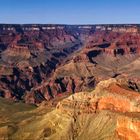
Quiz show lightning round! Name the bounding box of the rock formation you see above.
[0,79,139,140]
[0,24,140,104]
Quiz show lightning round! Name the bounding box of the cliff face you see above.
[116,116,140,140]
[0,24,140,104]
[57,79,140,114]
[0,79,139,140]
[55,78,140,140]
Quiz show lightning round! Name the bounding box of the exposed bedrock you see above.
[0,24,140,104]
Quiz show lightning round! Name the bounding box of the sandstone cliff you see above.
[0,79,139,140]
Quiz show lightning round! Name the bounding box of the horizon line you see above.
[0,23,140,25]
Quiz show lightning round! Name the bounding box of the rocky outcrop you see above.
[56,79,140,114]
[0,79,140,140]
[55,79,140,140]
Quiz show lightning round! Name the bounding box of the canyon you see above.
[0,24,140,104]
[0,24,140,139]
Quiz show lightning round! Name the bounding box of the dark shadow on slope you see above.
[87,50,102,64]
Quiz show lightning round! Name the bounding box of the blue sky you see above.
[0,0,140,24]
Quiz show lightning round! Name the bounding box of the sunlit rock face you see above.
[116,116,140,140]
[0,78,139,140]
[57,79,140,114]
[0,24,140,104]
[55,79,140,140]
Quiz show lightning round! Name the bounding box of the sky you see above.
[0,0,140,24]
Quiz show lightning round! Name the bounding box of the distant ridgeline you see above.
[0,24,140,33]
